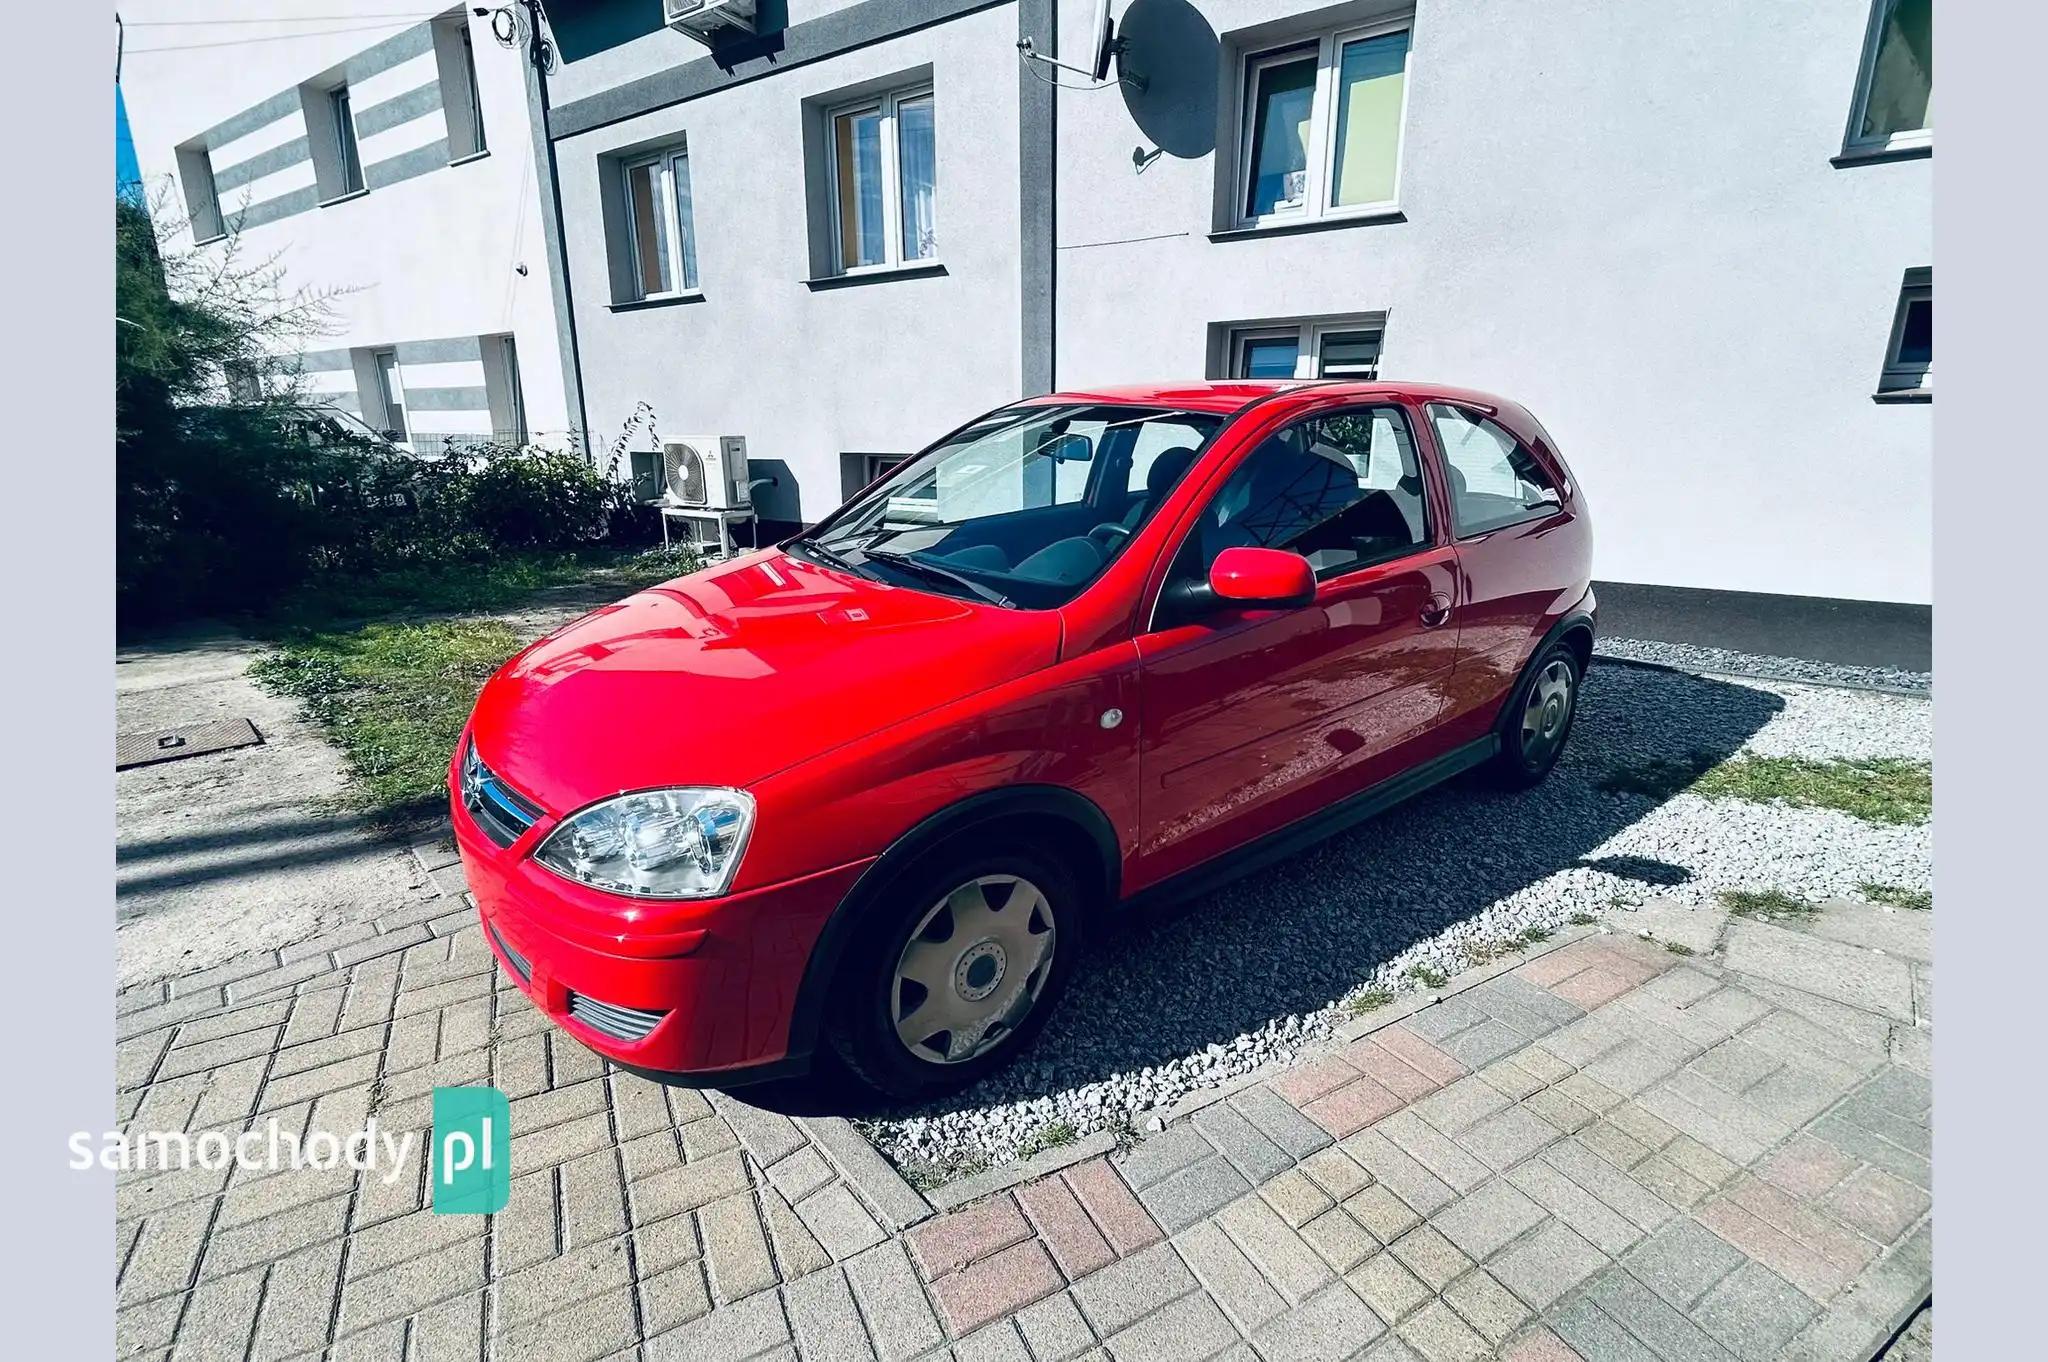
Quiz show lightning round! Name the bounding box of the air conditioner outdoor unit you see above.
[662,0,758,48]
[663,437,751,511]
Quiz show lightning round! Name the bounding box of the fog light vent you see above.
[567,992,666,1042]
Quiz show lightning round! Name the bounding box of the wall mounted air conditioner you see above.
[662,0,759,49]
[663,437,751,511]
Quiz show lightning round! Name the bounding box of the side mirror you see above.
[1211,546,1317,608]
[1159,546,1317,623]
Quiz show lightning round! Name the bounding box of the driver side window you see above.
[1182,406,1430,582]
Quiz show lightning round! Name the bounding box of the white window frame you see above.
[826,84,936,276]
[1234,14,1413,231]
[1842,0,1933,158]
[621,144,700,301]
[1878,268,1932,395]
[1229,316,1387,381]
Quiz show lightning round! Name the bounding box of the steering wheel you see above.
[1088,521,1133,552]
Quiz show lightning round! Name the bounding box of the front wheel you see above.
[828,845,1082,1101]
[1486,640,1581,789]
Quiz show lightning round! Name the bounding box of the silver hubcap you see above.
[892,875,1056,1065]
[1520,660,1575,765]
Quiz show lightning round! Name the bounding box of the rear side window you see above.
[1185,406,1429,581]
[1425,404,1562,537]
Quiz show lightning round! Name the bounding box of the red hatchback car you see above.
[454,382,1594,1098]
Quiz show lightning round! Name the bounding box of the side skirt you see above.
[1126,734,1500,912]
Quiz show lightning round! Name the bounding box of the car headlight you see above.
[534,788,754,899]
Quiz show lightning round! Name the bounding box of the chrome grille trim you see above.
[566,992,667,1042]
[487,923,531,982]
[462,744,544,848]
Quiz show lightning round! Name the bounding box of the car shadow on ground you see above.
[735,663,1783,1122]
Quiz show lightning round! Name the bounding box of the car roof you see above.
[1027,380,1517,416]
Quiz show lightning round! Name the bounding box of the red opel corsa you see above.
[454,382,1594,1099]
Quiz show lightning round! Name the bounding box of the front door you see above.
[1131,404,1461,889]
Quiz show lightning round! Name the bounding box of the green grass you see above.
[263,546,701,633]
[251,618,524,827]
[1717,887,1819,922]
[1345,987,1396,1016]
[249,546,704,827]
[1014,1121,1079,1161]
[1694,756,1931,826]
[1407,963,1450,990]
[1663,941,1696,956]
[1568,911,1599,926]
[1604,751,1931,827]
[1860,882,1933,911]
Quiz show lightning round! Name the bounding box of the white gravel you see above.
[859,649,1933,1179]
[1595,637,1930,694]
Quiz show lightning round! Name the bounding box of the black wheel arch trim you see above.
[780,784,1121,1063]
[1494,605,1598,742]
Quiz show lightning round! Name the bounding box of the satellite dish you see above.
[1088,0,1116,81]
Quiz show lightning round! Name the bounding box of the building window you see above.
[330,86,365,196]
[1845,0,1932,157]
[1878,268,1932,397]
[622,145,700,299]
[371,348,408,441]
[1225,316,1385,381]
[1235,15,1411,228]
[828,86,936,273]
[176,143,225,241]
[435,16,489,160]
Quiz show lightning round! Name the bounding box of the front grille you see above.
[567,992,667,1043]
[462,745,544,848]
[487,923,531,982]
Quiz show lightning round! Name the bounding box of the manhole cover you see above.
[116,718,264,769]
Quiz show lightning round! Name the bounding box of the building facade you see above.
[537,0,1932,612]
[121,1,577,454]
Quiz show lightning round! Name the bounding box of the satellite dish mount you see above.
[1017,0,1147,92]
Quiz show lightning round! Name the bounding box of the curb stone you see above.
[924,1131,1119,1212]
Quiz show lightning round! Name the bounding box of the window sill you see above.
[1872,387,1932,404]
[318,188,370,208]
[192,232,228,247]
[1209,209,1406,243]
[446,149,491,168]
[609,291,706,312]
[804,261,948,291]
[1830,142,1931,168]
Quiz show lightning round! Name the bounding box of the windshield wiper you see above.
[788,535,866,575]
[865,549,1017,608]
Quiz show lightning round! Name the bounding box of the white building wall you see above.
[550,3,1026,527]
[1052,0,1931,603]
[538,0,1930,605]
[120,1,573,451]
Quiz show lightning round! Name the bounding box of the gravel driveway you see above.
[858,652,1933,1179]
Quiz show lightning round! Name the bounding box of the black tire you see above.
[1485,638,1582,789]
[827,842,1085,1101]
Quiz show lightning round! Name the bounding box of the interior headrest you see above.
[1146,447,1198,498]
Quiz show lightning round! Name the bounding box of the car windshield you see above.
[796,403,1222,609]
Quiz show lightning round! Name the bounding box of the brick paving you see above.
[115,846,1932,1361]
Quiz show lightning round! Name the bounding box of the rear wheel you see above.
[829,844,1082,1101]
[1486,639,1581,788]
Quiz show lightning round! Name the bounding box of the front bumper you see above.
[452,784,870,1080]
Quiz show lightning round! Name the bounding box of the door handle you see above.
[1419,595,1453,628]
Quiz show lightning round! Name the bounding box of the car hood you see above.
[469,548,1063,811]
